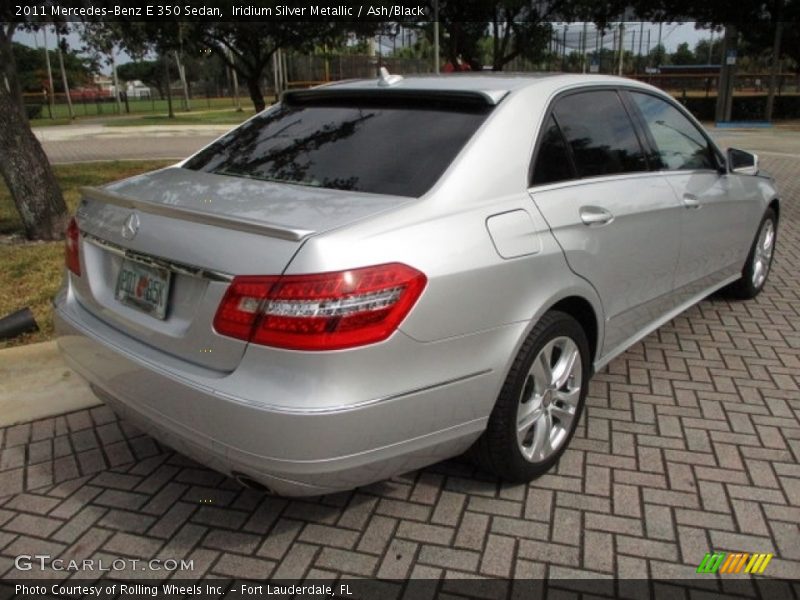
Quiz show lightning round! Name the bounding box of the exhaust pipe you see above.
[233,473,271,494]
[0,308,39,341]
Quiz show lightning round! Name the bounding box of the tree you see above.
[670,42,695,65]
[0,19,68,241]
[186,22,371,112]
[648,43,668,67]
[431,0,557,71]
[693,37,724,64]
[12,42,92,93]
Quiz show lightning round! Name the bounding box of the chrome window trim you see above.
[83,233,234,283]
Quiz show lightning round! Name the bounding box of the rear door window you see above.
[183,97,492,198]
[629,92,717,171]
[552,90,648,178]
[531,115,575,186]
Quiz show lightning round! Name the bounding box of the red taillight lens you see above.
[65,217,81,276]
[213,276,278,340]
[213,263,427,351]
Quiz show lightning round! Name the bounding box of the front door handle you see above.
[579,206,614,226]
[683,194,701,209]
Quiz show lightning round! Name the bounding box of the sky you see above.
[15,22,710,74]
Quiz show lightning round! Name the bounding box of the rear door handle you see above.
[682,194,701,209]
[579,206,614,226]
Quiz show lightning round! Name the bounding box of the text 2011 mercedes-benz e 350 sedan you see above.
[56,73,779,496]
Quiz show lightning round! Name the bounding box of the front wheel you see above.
[470,310,590,482]
[725,208,777,299]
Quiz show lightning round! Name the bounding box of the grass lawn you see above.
[28,96,270,128]
[0,160,173,349]
[103,108,257,127]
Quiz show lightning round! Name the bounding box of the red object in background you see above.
[443,60,472,73]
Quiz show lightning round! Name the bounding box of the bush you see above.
[677,95,800,121]
[25,105,43,120]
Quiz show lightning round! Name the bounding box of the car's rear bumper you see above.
[54,287,519,496]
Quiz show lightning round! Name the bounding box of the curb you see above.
[0,340,101,428]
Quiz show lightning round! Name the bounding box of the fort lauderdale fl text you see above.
[16,583,354,597]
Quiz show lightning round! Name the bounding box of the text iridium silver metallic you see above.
[55,73,779,496]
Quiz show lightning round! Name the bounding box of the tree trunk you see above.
[765,17,783,122]
[163,58,174,119]
[0,25,68,241]
[245,75,266,112]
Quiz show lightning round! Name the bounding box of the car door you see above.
[625,90,757,296]
[529,88,684,356]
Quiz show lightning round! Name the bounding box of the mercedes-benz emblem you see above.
[121,213,140,240]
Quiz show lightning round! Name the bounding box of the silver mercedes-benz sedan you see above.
[55,73,779,496]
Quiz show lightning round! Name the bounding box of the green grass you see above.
[103,108,257,127]
[27,96,259,127]
[0,160,173,348]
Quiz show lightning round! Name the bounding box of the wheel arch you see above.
[547,295,601,373]
[768,197,780,225]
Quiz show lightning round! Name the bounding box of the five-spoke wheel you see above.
[471,311,590,482]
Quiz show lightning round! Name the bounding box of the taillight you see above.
[65,217,81,276]
[213,263,426,351]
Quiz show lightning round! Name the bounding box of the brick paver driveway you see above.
[1,154,798,593]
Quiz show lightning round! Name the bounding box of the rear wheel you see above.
[725,208,777,299]
[471,311,590,482]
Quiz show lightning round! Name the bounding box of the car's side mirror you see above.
[727,148,759,176]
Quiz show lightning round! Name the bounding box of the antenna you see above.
[378,67,403,87]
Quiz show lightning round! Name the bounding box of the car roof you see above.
[319,73,659,105]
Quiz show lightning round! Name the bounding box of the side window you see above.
[630,92,716,171]
[552,90,647,178]
[531,115,575,185]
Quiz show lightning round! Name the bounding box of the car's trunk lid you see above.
[71,167,412,371]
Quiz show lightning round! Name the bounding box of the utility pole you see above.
[618,23,625,76]
[582,21,588,73]
[433,0,440,74]
[55,31,74,120]
[174,51,191,111]
[42,27,55,119]
[708,31,715,64]
[716,24,738,123]
[111,48,122,115]
[175,23,191,112]
[638,22,644,73]
[765,16,784,121]
[657,22,663,66]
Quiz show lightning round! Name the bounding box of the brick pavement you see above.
[0,155,798,592]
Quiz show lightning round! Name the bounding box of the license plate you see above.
[115,258,172,319]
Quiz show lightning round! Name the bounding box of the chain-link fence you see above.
[21,51,800,123]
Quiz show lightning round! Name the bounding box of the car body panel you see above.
[55,73,779,495]
[529,172,683,355]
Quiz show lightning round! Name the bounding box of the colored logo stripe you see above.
[696,552,773,575]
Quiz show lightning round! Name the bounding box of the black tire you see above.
[470,310,590,482]
[724,208,778,300]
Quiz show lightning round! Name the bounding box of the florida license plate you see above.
[114,258,171,319]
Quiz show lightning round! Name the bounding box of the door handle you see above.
[579,206,614,226]
[682,194,701,209]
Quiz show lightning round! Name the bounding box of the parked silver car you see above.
[55,73,779,496]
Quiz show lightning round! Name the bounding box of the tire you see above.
[724,208,778,300]
[471,310,590,482]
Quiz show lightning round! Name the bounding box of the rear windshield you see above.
[183,97,491,197]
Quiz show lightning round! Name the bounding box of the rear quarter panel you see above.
[285,85,605,352]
